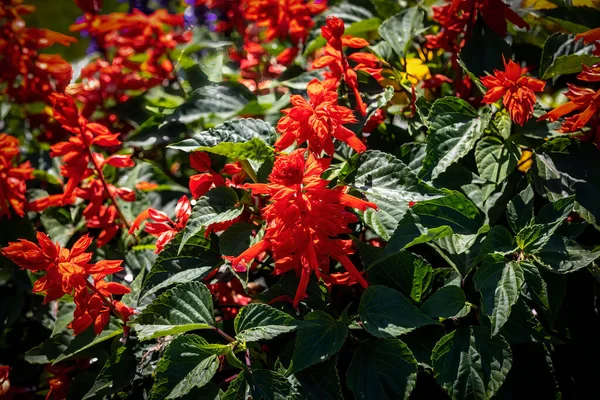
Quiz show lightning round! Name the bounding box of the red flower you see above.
[539,84,600,133]
[480,58,545,126]
[576,28,600,56]
[48,94,122,200]
[243,0,327,46]
[0,134,33,219]
[189,152,226,198]
[129,195,192,253]
[312,16,382,116]
[1,232,131,335]
[207,280,251,320]
[232,149,377,307]
[0,1,76,103]
[276,79,365,156]
[425,0,528,54]
[0,365,9,397]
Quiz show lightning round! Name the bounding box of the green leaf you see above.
[421,98,492,180]
[496,300,560,345]
[521,263,565,326]
[506,185,535,234]
[53,322,123,364]
[368,250,433,302]
[475,136,520,184]
[516,196,575,254]
[378,7,426,59]
[142,232,221,299]
[295,358,342,400]
[82,339,136,399]
[219,223,257,257]
[477,226,516,263]
[257,272,329,311]
[459,20,512,80]
[431,326,512,400]
[169,118,276,151]
[420,286,467,319]
[132,282,215,340]
[169,83,257,124]
[358,286,439,338]
[350,150,441,240]
[539,33,600,79]
[289,311,348,373]
[535,236,600,273]
[474,255,524,336]
[179,187,243,251]
[382,191,484,259]
[150,335,228,400]
[250,370,296,400]
[234,303,299,342]
[222,372,250,400]
[535,142,600,227]
[346,339,417,399]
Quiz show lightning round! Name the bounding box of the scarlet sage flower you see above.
[480,59,545,126]
[312,16,382,116]
[0,366,9,397]
[539,84,600,133]
[0,1,76,103]
[276,79,365,156]
[1,232,132,335]
[48,93,122,200]
[207,280,251,320]
[232,149,377,307]
[576,28,600,56]
[425,0,528,54]
[243,0,327,46]
[189,152,226,198]
[129,195,192,253]
[0,134,33,219]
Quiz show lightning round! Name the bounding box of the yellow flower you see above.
[517,149,533,173]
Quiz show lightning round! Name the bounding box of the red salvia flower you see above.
[276,79,365,155]
[189,152,226,198]
[243,0,327,46]
[0,134,33,219]
[539,84,600,133]
[425,0,529,54]
[129,195,192,253]
[0,365,9,397]
[207,280,251,320]
[480,58,545,126]
[0,1,76,103]
[576,28,600,56]
[232,149,377,307]
[312,16,382,116]
[1,232,132,335]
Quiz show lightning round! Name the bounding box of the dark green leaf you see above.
[250,370,296,400]
[421,98,492,180]
[179,187,243,251]
[368,250,433,302]
[378,7,426,59]
[506,185,535,234]
[150,335,228,400]
[295,358,342,400]
[83,339,137,399]
[474,255,524,336]
[358,286,439,338]
[132,282,215,340]
[346,339,417,399]
[234,303,299,342]
[142,232,221,299]
[289,311,348,373]
[420,286,467,319]
[475,136,520,184]
[54,321,123,364]
[219,223,257,257]
[535,235,600,273]
[540,33,600,79]
[431,326,512,400]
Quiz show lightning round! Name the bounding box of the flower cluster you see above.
[68,3,191,116]
[539,28,600,144]
[0,0,76,104]
[0,134,33,219]
[313,16,382,116]
[276,79,365,155]
[29,94,136,246]
[233,149,376,307]
[1,233,133,335]
[480,58,546,125]
[425,0,529,55]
